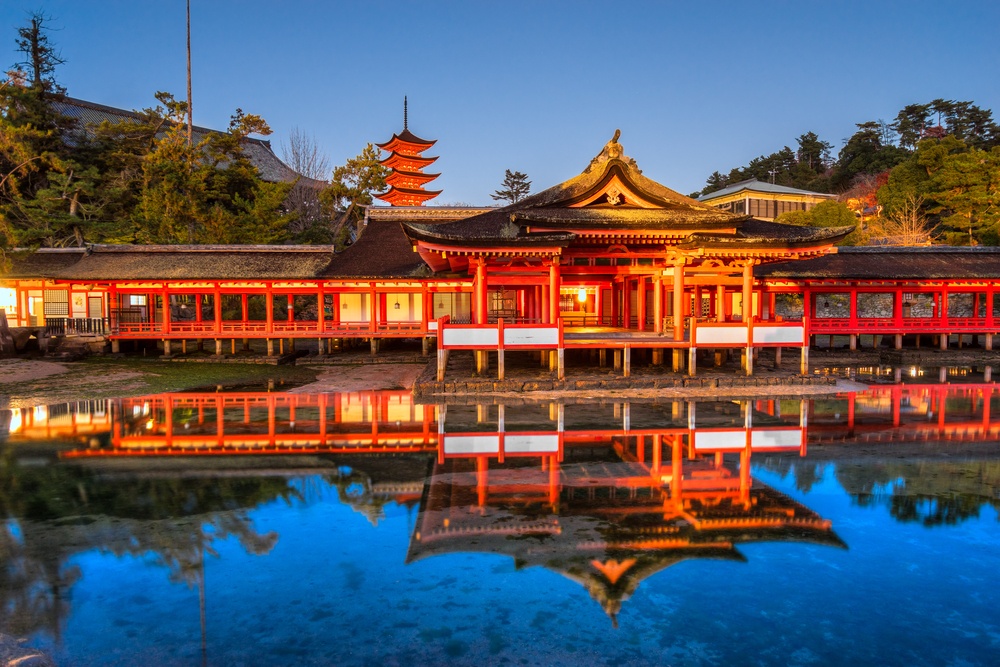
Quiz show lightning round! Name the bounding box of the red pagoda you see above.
[375,97,441,206]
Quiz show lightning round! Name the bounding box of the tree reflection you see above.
[758,456,1000,527]
[0,450,299,639]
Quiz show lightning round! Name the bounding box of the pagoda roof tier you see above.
[385,169,441,187]
[376,185,443,207]
[401,131,842,255]
[376,128,437,154]
[381,151,439,171]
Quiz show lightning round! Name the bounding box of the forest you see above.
[694,100,1000,246]
[0,15,385,254]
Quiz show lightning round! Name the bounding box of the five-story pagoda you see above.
[376,97,441,206]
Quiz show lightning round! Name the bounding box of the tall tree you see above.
[319,144,389,245]
[491,169,531,204]
[281,128,329,243]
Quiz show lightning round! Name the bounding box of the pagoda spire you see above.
[376,99,441,207]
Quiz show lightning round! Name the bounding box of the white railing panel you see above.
[695,326,749,346]
[504,434,560,453]
[444,435,500,455]
[692,429,746,451]
[753,325,804,345]
[504,327,559,347]
[751,429,803,450]
[442,328,499,347]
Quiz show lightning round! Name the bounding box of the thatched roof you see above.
[2,248,87,279]
[56,245,336,281]
[322,220,431,278]
[756,246,1000,280]
[52,97,327,188]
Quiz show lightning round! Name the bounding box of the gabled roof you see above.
[402,132,846,253]
[698,178,836,201]
[51,97,327,188]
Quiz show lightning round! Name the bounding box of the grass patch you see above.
[2,357,320,406]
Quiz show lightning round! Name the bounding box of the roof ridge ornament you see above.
[586,129,640,174]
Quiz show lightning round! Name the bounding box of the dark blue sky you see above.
[3,1,998,203]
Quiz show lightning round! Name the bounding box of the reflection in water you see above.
[1,380,999,661]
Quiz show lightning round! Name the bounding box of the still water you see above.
[2,377,999,666]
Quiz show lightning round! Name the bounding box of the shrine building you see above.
[3,129,1000,377]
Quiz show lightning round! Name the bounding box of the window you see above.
[43,290,69,316]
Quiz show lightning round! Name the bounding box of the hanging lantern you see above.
[577,287,587,303]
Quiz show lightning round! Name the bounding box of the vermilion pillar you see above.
[672,262,685,340]
[549,259,560,324]
[474,259,488,324]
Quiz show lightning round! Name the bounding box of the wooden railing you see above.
[45,317,109,336]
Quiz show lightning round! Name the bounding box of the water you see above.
[1,378,999,666]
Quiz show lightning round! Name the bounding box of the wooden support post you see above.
[214,339,223,357]
[714,350,724,366]
[940,333,949,350]
[279,338,285,355]
[599,349,606,367]
[849,334,857,350]
[895,334,902,349]
[497,348,505,380]
[672,349,683,373]
[800,346,809,375]
[317,337,325,357]
[557,348,565,381]
[939,366,948,383]
[422,336,430,356]
[614,349,622,371]
[623,346,631,378]
[243,338,250,351]
[547,350,556,372]
[111,339,120,354]
[987,333,993,351]
[985,366,993,382]
[437,348,448,381]
[688,346,697,376]
[774,347,782,368]
[371,338,378,355]
[745,345,753,376]
[162,339,172,357]
[652,349,663,366]
[181,340,187,354]
[266,338,274,356]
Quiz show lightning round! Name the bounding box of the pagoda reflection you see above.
[411,400,836,623]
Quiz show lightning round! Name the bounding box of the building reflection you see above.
[2,380,1000,634]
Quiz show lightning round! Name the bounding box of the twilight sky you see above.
[2,1,999,204]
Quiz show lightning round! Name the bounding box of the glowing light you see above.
[910,367,918,377]
[145,419,154,430]
[577,287,587,303]
[8,410,22,434]
[0,288,16,315]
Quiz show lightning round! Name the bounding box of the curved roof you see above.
[376,129,437,153]
[402,132,839,252]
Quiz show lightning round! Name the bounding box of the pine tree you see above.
[491,169,531,204]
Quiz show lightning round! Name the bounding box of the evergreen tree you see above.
[491,169,531,204]
[319,144,389,245]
